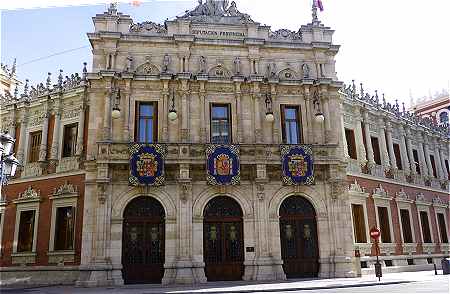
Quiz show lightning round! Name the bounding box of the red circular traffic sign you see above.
[370,227,381,239]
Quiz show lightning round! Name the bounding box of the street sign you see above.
[370,227,381,240]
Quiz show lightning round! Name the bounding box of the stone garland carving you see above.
[18,186,40,200]
[278,68,299,80]
[129,21,167,34]
[135,62,159,75]
[208,64,231,78]
[269,29,302,41]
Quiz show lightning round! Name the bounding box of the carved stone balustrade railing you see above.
[346,159,361,174]
[372,164,385,178]
[96,142,341,166]
[21,163,43,178]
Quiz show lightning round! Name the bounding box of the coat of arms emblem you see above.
[288,154,308,177]
[136,153,158,177]
[214,153,233,176]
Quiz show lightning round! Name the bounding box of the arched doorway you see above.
[122,196,165,284]
[279,196,319,278]
[203,196,244,281]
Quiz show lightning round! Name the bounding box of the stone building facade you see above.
[0,1,448,287]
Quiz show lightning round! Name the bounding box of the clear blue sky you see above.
[2,0,450,104]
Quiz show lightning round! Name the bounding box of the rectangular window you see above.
[62,123,78,157]
[281,105,301,144]
[371,137,381,165]
[17,210,35,252]
[28,131,42,163]
[210,104,231,144]
[345,129,357,160]
[351,204,367,243]
[429,155,437,178]
[437,213,448,243]
[393,143,402,170]
[412,149,421,175]
[400,209,413,243]
[135,102,157,143]
[420,211,432,243]
[54,207,75,251]
[377,206,392,243]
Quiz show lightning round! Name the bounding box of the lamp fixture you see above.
[111,88,121,119]
[168,89,178,121]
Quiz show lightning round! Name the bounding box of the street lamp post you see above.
[0,131,20,202]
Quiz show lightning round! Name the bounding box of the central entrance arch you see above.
[203,196,244,281]
[122,196,165,284]
[279,196,319,278]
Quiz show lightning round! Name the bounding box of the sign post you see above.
[370,227,382,281]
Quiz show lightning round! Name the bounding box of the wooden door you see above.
[122,197,165,284]
[280,196,319,278]
[203,196,244,281]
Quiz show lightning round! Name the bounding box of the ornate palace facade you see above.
[0,1,448,287]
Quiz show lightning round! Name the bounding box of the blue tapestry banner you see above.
[281,145,314,185]
[206,145,240,185]
[129,143,166,186]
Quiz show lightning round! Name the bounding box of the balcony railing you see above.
[96,142,342,165]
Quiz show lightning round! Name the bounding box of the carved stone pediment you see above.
[278,68,299,81]
[415,193,430,205]
[208,64,231,78]
[52,181,79,198]
[395,188,410,202]
[432,196,448,207]
[129,21,167,35]
[372,184,388,198]
[269,29,302,41]
[15,186,41,202]
[177,0,254,24]
[349,179,365,193]
[136,62,160,75]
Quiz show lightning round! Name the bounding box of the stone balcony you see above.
[346,159,449,192]
[96,141,343,166]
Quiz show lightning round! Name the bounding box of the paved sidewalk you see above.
[1,270,447,293]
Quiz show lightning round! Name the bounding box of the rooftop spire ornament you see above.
[312,0,323,25]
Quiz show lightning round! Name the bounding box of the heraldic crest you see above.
[281,145,314,185]
[129,143,167,186]
[206,145,240,185]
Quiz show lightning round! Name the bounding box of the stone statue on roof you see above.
[178,0,253,23]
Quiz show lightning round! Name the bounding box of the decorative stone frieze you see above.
[56,157,80,173]
[269,29,302,41]
[21,163,43,178]
[129,21,167,35]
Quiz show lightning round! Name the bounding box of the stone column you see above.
[199,82,207,142]
[304,87,314,143]
[362,111,375,167]
[38,110,49,162]
[418,134,429,177]
[234,82,243,143]
[253,83,262,143]
[405,128,416,175]
[378,118,390,168]
[271,84,280,144]
[50,103,61,161]
[385,121,397,170]
[75,105,85,157]
[340,103,349,158]
[353,110,366,165]
[103,89,112,141]
[422,135,433,178]
[433,139,444,180]
[399,126,410,173]
[16,113,28,164]
[439,148,449,180]
[180,80,189,142]
[123,80,132,142]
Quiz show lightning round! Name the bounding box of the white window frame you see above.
[373,195,395,244]
[416,204,434,244]
[48,195,78,252]
[13,199,40,254]
[396,199,416,244]
[434,206,449,244]
[349,190,370,245]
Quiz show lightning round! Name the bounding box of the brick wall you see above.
[0,174,85,267]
